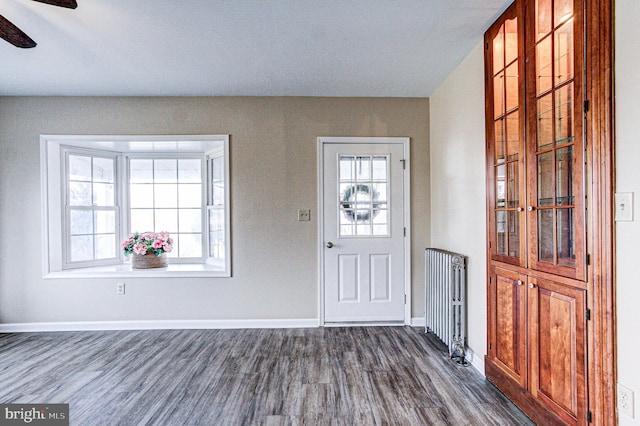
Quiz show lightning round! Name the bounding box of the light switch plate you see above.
[615,192,633,222]
[298,209,311,221]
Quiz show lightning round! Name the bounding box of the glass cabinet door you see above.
[486,3,526,266]
[527,0,585,280]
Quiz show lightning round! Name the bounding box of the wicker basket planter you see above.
[132,253,168,269]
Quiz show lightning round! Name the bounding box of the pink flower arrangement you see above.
[122,232,173,257]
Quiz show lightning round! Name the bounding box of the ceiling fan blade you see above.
[0,15,37,48]
[32,0,78,9]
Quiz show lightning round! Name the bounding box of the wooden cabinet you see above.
[484,0,596,424]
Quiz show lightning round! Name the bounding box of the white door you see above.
[321,140,407,323]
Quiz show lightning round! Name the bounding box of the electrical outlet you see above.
[116,282,126,296]
[298,209,311,221]
[618,383,635,418]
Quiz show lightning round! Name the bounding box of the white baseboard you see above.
[463,346,485,376]
[0,318,320,333]
[410,317,425,327]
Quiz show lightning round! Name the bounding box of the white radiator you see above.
[425,248,468,365]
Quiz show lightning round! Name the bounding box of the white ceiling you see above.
[1,0,510,97]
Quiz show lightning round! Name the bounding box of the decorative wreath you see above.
[341,184,381,223]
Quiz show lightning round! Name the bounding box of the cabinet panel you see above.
[528,276,587,425]
[488,267,527,387]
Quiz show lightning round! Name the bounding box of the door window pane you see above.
[554,0,573,27]
[536,0,552,40]
[538,209,554,263]
[496,211,506,255]
[556,146,573,205]
[508,210,520,257]
[505,62,519,112]
[494,72,505,118]
[496,164,506,208]
[505,111,520,161]
[507,161,519,208]
[536,36,553,95]
[537,93,554,149]
[505,17,518,65]
[555,83,574,145]
[554,21,574,86]
[557,208,575,267]
[495,119,505,164]
[338,155,389,237]
[538,152,554,206]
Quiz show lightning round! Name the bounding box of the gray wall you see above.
[0,96,430,324]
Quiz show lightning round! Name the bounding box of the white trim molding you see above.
[0,319,321,333]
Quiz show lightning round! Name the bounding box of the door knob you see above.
[517,280,523,286]
[529,283,535,288]
[527,206,535,211]
[326,242,334,248]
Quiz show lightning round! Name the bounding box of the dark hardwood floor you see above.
[0,326,533,425]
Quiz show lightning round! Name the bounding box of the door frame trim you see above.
[317,137,411,326]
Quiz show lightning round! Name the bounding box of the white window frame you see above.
[41,135,231,278]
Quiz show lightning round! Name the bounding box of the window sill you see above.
[44,263,230,279]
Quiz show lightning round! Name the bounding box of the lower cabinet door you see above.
[528,276,588,426]
[488,266,527,387]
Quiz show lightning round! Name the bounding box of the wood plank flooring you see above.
[0,326,533,425]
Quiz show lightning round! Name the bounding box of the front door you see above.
[321,139,407,323]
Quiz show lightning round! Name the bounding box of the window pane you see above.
[339,156,355,182]
[373,183,387,204]
[555,83,574,145]
[95,234,115,260]
[538,151,554,206]
[493,24,504,72]
[536,0,552,40]
[129,184,154,208]
[70,210,92,235]
[557,208,575,266]
[93,183,114,207]
[505,111,520,161]
[372,156,387,180]
[537,93,553,150]
[154,184,177,208]
[178,159,202,183]
[155,209,178,233]
[496,211,506,255]
[496,164,506,208]
[355,157,371,180]
[179,209,202,232]
[68,155,91,181]
[536,36,553,95]
[130,209,154,233]
[554,0,573,27]
[179,234,202,257]
[494,72,505,118]
[507,161,519,208]
[538,209,554,263]
[70,235,93,262]
[556,146,573,206]
[504,17,518,65]
[178,184,202,208]
[505,62,519,112]
[130,159,153,183]
[154,159,177,183]
[93,157,114,183]
[495,119,505,164]
[508,210,520,257]
[95,210,115,234]
[554,21,574,86]
[69,182,92,206]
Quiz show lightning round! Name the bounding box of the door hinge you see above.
[586,309,591,321]
[404,227,406,237]
[584,100,590,113]
[400,159,406,169]
[488,241,492,249]
[586,253,591,265]
[489,343,492,350]
[404,294,407,305]
[587,410,592,423]
[489,277,492,284]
